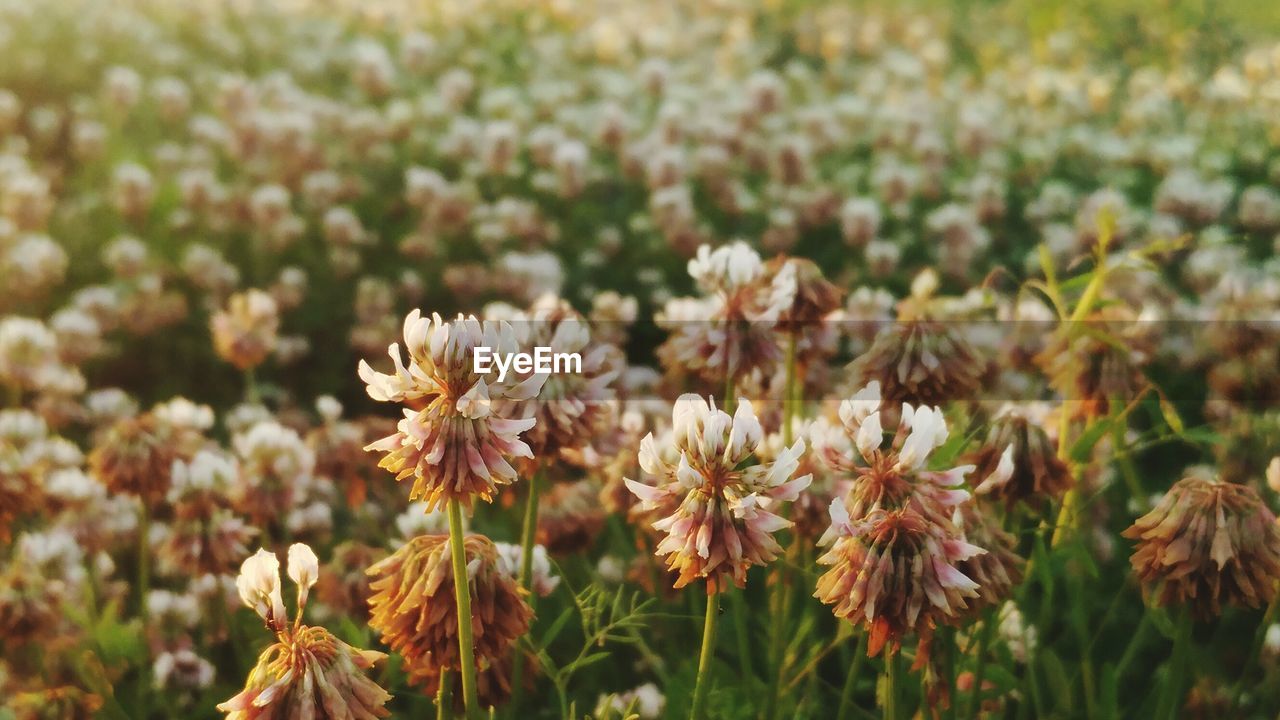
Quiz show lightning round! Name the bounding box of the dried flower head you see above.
[625,394,811,591]
[1036,305,1153,420]
[366,534,531,704]
[314,542,386,623]
[360,311,545,510]
[848,319,984,407]
[211,289,280,371]
[220,544,390,719]
[88,412,186,507]
[971,406,1072,508]
[1123,476,1280,618]
[764,255,842,334]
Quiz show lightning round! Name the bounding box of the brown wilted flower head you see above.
[88,412,188,507]
[366,534,532,694]
[971,404,1072,508]
[314,541,386,623]
[815,502,985,661]
[625,394,811,591]
[1036,304,1153,420]
[763,255,842,335]
[219,545,391,719]
[657,242,795,387]
[211,289,280,371]
[952,501,1023,617]
[494,295,621,469]
[360,311,545,511]
[848,271,984,407]
[536,479,607,555]
[1123,475,1280,618]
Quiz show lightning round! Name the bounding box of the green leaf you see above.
[1040,649,1074,713]
[1070,417,1114,463]
[541,606,576,649]
[1156,391,1184,436]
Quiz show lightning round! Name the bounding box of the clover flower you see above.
[815,501,985,659]
[1123,476,1280,618]
[494,541,560,598]
[366,534,532,697]
[535,479,607,555]
[360,311,545,510]
[89,412,195,507]
[657,242,795,387]
[219,544,391,719]
[625,394,811,590]
[494,296,621,467]
[811,381,973,525]
[971,405,1072,508]
[953,501,1024,616]
[211,289,280,371]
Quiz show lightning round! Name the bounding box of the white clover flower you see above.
[236,548,286,631]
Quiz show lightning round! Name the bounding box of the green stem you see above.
[883,651,899,720]
[836,634,869,720]
[966,612,996,718]
[447,499,480,719]
[510,470,540,714]
[761,334,799,720]
[138,501,151,622]
[1155,608,1192,720]
[724,374,737,414]
[1232,593,1280,713]
[690,584,721,720]
[1049,407,1075,548]
[731,587,754,683]
[437,669,453,720]
[245,367,260,405]
[783,333,797,446]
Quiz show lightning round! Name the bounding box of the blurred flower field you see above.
[2,0,1280,718]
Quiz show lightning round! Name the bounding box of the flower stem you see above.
[518,470,541,590]
[446,498,480,719]
[1231,592,1279,712]
[245,366,260,405]
[436,669,453,720]
[761,334,799,720]
[966,611,996,718]
[1155,607,1192,720]
[510,469,541,714]
[724,374,737,414]
[138,500,151,622]
[883,650,899,720]
[690,584,721,720]
[835,634,869,720]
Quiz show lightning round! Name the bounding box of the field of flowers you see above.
[3,0,1280,718]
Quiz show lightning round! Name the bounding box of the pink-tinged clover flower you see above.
[625,394,811,591]
[360,311,546,510]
